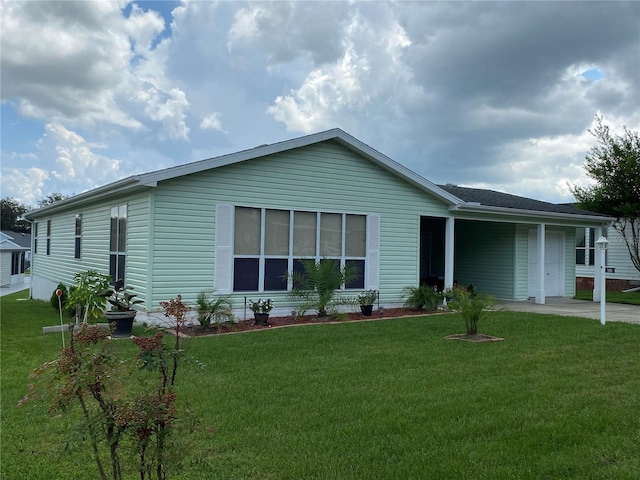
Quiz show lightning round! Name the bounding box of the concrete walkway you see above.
[498,297,639,324]
[0,278,30,297]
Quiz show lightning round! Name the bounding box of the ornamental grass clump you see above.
[402,284,444,312]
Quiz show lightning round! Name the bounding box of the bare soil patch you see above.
[172,308,448,337]
[444,333,504,343]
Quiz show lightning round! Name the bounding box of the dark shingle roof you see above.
[1,230,31,248]
[438,184,605,217]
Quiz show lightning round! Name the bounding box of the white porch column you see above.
[535,223,546,304]
[593,226,606,302]
[444,217,455,289]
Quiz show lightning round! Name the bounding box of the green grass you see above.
[575,289,640,305]
[2,290,640,479]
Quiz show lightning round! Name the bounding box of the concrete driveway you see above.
[498,297,639,325]
[0,278,30,297]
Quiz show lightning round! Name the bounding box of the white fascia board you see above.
[25,177,144,218]
[449,203,613,226]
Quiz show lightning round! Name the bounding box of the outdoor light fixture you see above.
[595,235,609,326]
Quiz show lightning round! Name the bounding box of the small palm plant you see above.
[287,258,359,317]
[446,286,495,336]
[196,289,233,330]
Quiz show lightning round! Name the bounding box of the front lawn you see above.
[2,291,640,479]
[575,289,640,305]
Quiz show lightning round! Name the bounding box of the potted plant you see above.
[249,298,273,326]
[357,290,378,316]
[100,279,142,337]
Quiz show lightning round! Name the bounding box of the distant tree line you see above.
[1,193,68,232]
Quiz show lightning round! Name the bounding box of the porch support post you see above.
[535,223,546,304]
[444,217,455,289]
[593,226,605,302]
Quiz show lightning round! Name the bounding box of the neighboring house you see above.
[575,221,640,291]
[25,129,611,322]
[0,230,31,287]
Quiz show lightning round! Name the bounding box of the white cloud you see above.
[267,51,368,132]
[1,1,639,207]
[200,113,226,133]
[133,87,190,140]
[0,167,50,207]
[37,122,122,188]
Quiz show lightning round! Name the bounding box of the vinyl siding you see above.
[514,224,533,299]
[122,192,152,305]
[1,252,11,286]
[576,224,640,282]
[30,192,151,303]
[31,207,109,298]
[561,227,576,297]
[453,220,515,299]
[149,141,450,309]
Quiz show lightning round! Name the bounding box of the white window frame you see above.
[216,205,379,294]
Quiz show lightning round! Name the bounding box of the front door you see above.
[528,230,565,297]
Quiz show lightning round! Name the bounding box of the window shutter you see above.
[366,214,380,290]
[214,204,234,294]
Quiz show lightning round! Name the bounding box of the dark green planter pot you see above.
[253,313,270,326]
[360,305,374,316]
[105,310,137,337]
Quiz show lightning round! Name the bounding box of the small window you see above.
[575,228,596,266]
[46,220,51,255]
[109,205,127,283]
[74,214,82,259]
[33,222,38,254]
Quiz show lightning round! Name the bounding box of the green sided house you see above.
[26,129,611,323]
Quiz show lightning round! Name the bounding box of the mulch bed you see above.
[170,308,449,337]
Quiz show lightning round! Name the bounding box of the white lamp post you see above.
[595,236,609,326]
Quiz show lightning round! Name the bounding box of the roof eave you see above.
[25,177,144,218]
[450,204,613,224]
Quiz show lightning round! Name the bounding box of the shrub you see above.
[50,283,73,316]
[402,285,444,311]
[23,295,195,480]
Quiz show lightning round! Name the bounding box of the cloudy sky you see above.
[1,1,639,207]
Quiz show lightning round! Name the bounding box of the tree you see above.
[37,192,68,207]
[0,197,30,232]
[571,116,640,274]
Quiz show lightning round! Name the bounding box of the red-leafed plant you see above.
[21,295,196,480]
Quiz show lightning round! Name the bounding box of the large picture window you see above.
[110,205,127,283]
[232,207,368,292]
